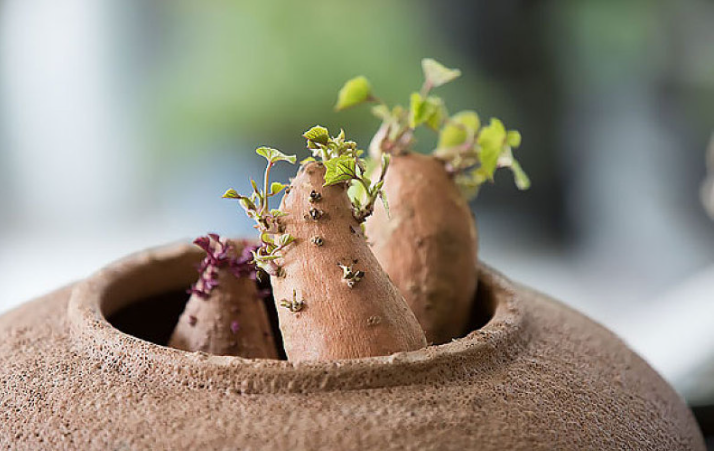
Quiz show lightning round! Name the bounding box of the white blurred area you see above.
[0,0,255,316]
[0,0,169,307]
[0,0,713,404]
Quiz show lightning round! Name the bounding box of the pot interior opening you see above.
[107,287,287,359]
[107,275,495,358]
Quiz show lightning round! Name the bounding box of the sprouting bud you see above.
[309,190,322,203]
[279,290,305,313]
[308,208,323,220]
[338,263,365,288]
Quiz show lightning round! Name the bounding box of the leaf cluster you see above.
[302,126,389,222]
[335,58,530,199]
[223,147,296,274]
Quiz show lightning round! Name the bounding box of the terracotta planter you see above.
[0,242,704,450]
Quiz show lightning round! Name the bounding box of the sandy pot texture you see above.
[0,241,705,450]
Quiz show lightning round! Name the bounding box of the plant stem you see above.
[262,161,273,217]
[419,80,433,98]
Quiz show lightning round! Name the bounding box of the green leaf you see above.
[278,234,295,246]
[260,232,275,245]
[379,191,390,218]
[270,209,288,217]
[238,197,256,212]
[477,119,507,180]
[371,104,392,122]
[300,156,316,165]
[510,160,531,190]
[255,146,297,164]
[269,182,286,196]
[425,97,446,130]
[408,92,425,128]
[348,176,368,206]
[323,155,357,186]
[507,130,522,148]
[256,253,281,262]
[409,93,444,129]
[437,110,480,149]
[421,58,461,88]
[303,126,330,145]
[222,188,240,199]
[380,153,390,176]
[478,119,506,149]
[251,179,260,194]
[335,76,372,111]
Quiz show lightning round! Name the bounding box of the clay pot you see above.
[0,242,704,450]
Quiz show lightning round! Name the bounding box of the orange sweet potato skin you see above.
[169,240,278,358]
[272,161,427,361]
[366,152,478,344]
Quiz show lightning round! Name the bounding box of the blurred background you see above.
[1,0,713,412]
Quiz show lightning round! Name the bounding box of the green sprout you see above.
[335,58,530,199]
[302,125,389,223]
[279,289,305,313]
[223,147,296,275]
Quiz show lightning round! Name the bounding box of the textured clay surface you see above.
[273,161,426,360]
[366,152,478,345]
[0,243,705,450]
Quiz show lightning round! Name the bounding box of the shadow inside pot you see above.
[107,274,496,359]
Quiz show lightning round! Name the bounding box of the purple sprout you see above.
[187,235,263,299]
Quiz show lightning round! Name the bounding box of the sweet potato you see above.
[270,161,427,361]
[365,152,477,344]
[337,59,529,344]
[169,235,278,358]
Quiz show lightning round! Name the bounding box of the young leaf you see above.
[371,104,392,122]
[478,119,507,150]
[477,119,507,180]
[437,110,480,149]
[335,76,372,111]
[260,232,275,245]
[409,92,426,128]
[380,153,391,176]
[269,182,286,196]
[256,253,281,262]
[323,155,357,186]
[409,93,444,129]
[507,130,522,148]
[379,191,390,218]
[222,188,240,199]
[270,209,288,217]
[510,160,531,190]
[425,96,446,130]
[421,58,461,88]
[303,126,330,145]
[348,173,368,206]
[256,146,297,164]
[238,197,256,212]
[278,234,295,246]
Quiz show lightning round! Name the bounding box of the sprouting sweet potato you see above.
[365,152,477,344]
[270,161,427,361]
[169,235,278,358]
[337,59,529,344]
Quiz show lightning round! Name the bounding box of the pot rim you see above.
[67,241,530,394]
